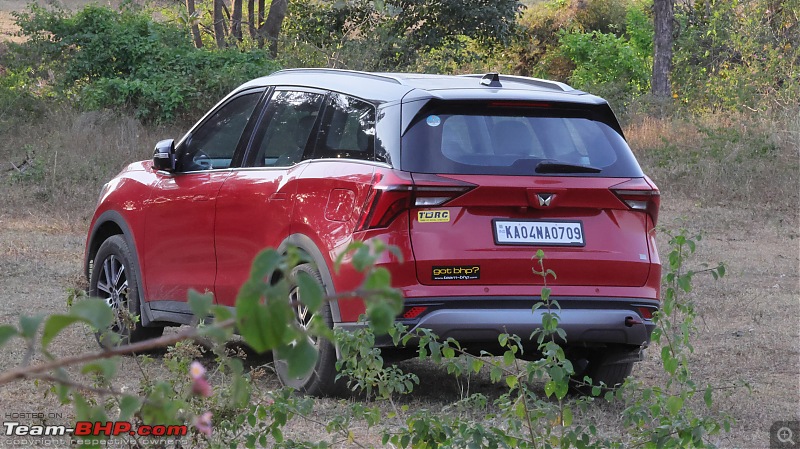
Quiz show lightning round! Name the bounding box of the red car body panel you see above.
[142,170,230,302]
[213,166,304,307]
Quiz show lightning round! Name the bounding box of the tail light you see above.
[611,178,660,225]
[356,174,474,230]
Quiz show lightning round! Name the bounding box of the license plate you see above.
[493,220,585,246]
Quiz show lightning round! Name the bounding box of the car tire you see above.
[585,360,634,389]
[275,263,341,396]
[569,348,635,394]
[89,235,164,347]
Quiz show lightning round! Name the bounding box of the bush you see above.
[557,5,652,108]
[7,4,280,122]
[671,0,799,111]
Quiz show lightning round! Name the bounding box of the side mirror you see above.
[153,139,176,172]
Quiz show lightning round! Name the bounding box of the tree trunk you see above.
[247,0,256,40]
[213,0,227,48]
[652,0,674,99]
[256,0,266,47]
[186,0,203,48]
[231,0,243,42]
[261,0,288,58]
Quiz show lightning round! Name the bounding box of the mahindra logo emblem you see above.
[537,193,554,207]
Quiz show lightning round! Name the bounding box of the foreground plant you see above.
[0,232,736,448]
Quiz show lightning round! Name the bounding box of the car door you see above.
[142,89,265,309]
[213,89,326,307]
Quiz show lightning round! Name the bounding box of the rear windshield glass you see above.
[401,103,643,177]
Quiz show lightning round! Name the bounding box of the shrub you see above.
[557,5,652,108]
[7,4,280,122]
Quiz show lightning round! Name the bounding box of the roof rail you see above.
[271,68,404,85]
[461,74,573,92]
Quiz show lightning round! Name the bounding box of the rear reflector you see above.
[637,306,655,320]
[402,306,428,319]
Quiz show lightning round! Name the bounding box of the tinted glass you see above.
[401,103,643,177]
[314,93,376,161]
[250,91,324,167]
[178,92,261,171]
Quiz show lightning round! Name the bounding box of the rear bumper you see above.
[335,296,658,348]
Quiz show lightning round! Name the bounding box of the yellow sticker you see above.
[418,210,450,223]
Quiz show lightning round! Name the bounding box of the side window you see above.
[178,91,262,171]
[315,93,376,161]
[250,91,324,167]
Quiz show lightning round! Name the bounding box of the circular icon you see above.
[778,427,795,445]
[426,115,441,127]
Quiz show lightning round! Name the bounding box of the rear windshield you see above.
[401,102,643,177]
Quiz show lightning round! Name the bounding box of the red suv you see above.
[85,69,661,395]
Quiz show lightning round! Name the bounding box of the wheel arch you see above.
[85,210,154,325]
[277,233,340,323]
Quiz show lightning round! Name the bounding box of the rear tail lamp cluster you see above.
[356,176,474,230]
[611,178,660,225]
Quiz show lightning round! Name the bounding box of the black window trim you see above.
[240,86,328,169]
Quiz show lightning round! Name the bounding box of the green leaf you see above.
[365,267,391,290]
[544,380,556,397]
[490,365,503,383]
[717,263,726,277]
[503,350,515,366]
[562,406,573,426]
[42,316,81,348]
[704,386,713,407]
[505,375,518,389]
[249,249,282,282]
[666,395,684,415]
[71,298,114,329]
[188,289,214,319]
[236,292,291,353]
[118,395,141,421]
[296,271,323,312]
[555,381,569,399]
[442,346,455,359]
[351,244,373,272]
[471,358,484,373]
[81,357,119,379]
[19,315,45,339]
[366,301,395,335]
[0,325,18,347]
[276,338,319,379]
[664,357,678,374]
[677,275,692,292]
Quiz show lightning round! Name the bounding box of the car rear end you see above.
[348,79,661,364]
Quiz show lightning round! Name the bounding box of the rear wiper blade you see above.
[535,160,602,174]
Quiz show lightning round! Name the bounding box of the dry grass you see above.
[626,108,800,218]
[1,107,182,230]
